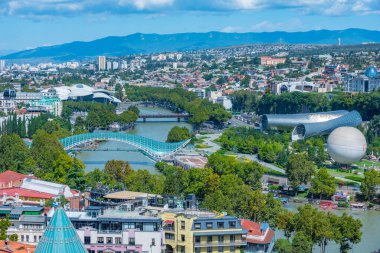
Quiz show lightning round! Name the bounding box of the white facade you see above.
[345,76,380,92]
[216,96,233,110]
[0,60,5,71]
[98,56,106,71]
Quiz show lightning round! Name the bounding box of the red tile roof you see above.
[0,171,35,184]
[240,219,275,245]
[0,187,55,199]
[0,240,35,253]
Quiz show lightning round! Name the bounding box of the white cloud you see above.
[0,0,378,18]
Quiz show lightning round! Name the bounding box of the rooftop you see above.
[103,190,162,200]
[241,219,274,245]
[0,240,36,253]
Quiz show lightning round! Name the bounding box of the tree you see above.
[331,213,362,253]
[125,170,165,194]
[309,168,336,199]
[30,130,67,178]
[286,154,315,195]
[104,160,133,184]
[64,158,86,191]
[360,169,379,201]
[0,134,35,173]
[166,126,191,143]
[0,215,11,240]
[292,232,313,253]
[9,234,18,241]
[128,105,140,116]
[274,239,292,253]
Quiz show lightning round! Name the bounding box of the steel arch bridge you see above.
[59,132,190,159]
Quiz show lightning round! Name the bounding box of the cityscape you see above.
[0,1,380,253]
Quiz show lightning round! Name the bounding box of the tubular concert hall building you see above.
[261,110,362,141]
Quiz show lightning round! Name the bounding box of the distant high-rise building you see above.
[338,37,341,46]
[98,56,106,71]
[106,61,112,70]
[0,60,5,71]
[112,61,119,70]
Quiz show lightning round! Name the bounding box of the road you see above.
[236,153,286,174]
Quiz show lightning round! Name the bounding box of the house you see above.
[0,171,35,190]
[240,219,275,253]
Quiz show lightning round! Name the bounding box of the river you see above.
[75,106,192,173]
[280,202,380,253]
[75,105,379,252]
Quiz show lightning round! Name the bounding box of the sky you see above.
[0,0,379,51]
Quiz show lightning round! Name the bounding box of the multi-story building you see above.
[260,56,286,66]
[161,210,247,253]
[345,66,379,92]
[0,89,62,115]
[8,205,166,253]
[69,206,165,253]
[98,56,106,71]
[5,206,46,245]
[0,59,5,71]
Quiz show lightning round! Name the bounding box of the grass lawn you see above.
[325,168,362,178]
[355,160,380,168]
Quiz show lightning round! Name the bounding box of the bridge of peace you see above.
[27,132,190,160]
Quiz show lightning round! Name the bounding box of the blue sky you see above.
[0,0,379,51]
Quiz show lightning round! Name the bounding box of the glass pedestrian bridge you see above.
[27,132,190,159]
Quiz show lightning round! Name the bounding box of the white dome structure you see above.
[40,84,121,105]
[327,127,367,164]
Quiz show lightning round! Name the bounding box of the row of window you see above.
[90,237,156,246]
[194,221,237,230]
[20,235,41,243]
[194,235,236,243]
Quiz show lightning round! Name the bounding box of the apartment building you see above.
[161,210,247,253]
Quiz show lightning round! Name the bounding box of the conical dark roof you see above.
[35,208,87,253]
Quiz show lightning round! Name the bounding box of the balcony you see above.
[194,240,247,247]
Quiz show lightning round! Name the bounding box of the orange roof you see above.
[0,171,36,184]
[0,187,55,199]
[0,240,36,253]
[240,219,275,245]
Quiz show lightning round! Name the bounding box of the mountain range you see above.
[2,28,380,61]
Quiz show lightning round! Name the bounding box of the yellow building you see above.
[161,210,247,253]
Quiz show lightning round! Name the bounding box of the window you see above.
[34,236,37,242]
[106,237,113,244]
[84,236,91,245]
[230,246,236,252]
[217,222,224,229]
[97,237,104,244]
[218,235,224,242]
[195,248,201,253]
[180,246,185,253]
[229,221,236,228]
[181,220,185,230]
[218,246,224,252]
[195,236,201,243]
[194,223,201,229]
[26,235,29,242]
[152,238,156,246]
[230,235,235,242]
[21,235,24,242]
[207,247,212,253]
[181,235,185,242]
[129,237,135,245]
[115,237,122,244]
[165,233,175,240]
[206,222,213,229]
[207,236,213,243]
